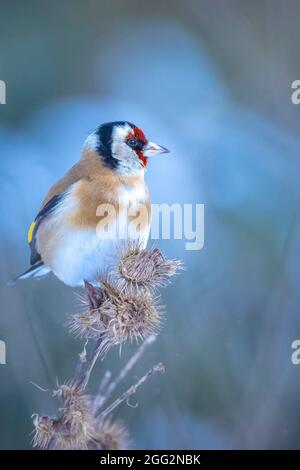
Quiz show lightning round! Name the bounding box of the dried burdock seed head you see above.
[32,415,55,449]
[53,383,92,437]
[62,405,89,437]
[88,419,130,450]
[97,281,162,353]
[69,278,162,350]
[68,280,118,340]
[53,382,84,403]
[68,310,105,340]
[117,243,182,290]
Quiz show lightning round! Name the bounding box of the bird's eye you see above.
[127,138,139,149]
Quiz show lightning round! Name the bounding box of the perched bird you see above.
[15,121,169,287]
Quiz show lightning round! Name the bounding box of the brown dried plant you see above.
[32,244,181,450]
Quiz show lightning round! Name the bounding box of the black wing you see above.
[28,193,66,265]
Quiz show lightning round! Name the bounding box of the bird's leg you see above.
[84,280,99,310]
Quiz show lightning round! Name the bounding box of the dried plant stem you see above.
[98,371,112,395]
[74,336,104,391]
[98,363,165,420]
[92,371,112,413]
[96,335,156,410]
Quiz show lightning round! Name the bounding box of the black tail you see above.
[10,262,50,285]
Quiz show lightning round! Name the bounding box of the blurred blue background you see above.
[1,0,300,449]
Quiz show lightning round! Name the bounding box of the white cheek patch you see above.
[111,123,134,158]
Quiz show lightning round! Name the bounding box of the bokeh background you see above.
[1,0,300,450]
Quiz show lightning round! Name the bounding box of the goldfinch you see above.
[15,121,169,287]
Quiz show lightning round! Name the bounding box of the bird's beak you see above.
[143,141,170,157]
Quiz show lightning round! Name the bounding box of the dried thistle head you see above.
[68,244,181,345]
[100,282,162,346]
[32,385,94,450]
[32,415,55,449]
[88,419,130,450]
[67,283,114,339]
[117,243,182,290]
[68,310,105,340]
[69,279,162,352]
[53,383,92,437]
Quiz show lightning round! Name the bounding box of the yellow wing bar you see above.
[27,221,36,244]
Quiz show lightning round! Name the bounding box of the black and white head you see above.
[84,121,169,175]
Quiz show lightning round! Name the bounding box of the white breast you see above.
[118,182,147,207]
